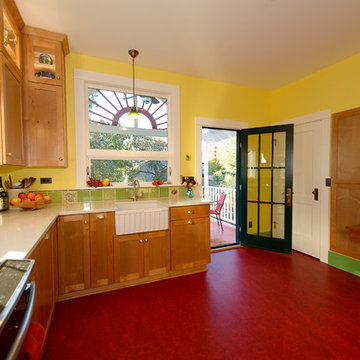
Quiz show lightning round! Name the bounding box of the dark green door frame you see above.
[237,124,294,254]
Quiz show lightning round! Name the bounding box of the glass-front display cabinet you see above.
[1,7,21,70]
[23,31,63,86]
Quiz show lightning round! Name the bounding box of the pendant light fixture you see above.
[128,49,140,120]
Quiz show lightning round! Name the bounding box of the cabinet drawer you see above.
[170,204,209,220]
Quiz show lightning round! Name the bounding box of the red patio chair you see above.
[210,193,226,231]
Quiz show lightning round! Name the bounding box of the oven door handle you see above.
[5,281,36,360]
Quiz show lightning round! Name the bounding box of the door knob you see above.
[312,188,319,201]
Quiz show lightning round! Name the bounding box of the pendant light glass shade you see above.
[128,49,140,121]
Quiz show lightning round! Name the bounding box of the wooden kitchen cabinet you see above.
[27,221,57,348]
[90,212,115,288]
[170,205,210,271]
[0,54,24,165]
[114,230,170,282]
[57,214,91,295]
[23,82,65,166]
[22,25,68,167]
[57,212,115,294]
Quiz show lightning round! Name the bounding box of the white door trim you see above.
[195,117,248,185]
[274,109,331,264]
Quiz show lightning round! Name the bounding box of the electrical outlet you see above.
[40,177,52,184]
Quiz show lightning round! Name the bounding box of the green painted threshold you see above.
[328,251,360,277]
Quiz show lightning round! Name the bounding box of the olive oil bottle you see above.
[0,176,8,211]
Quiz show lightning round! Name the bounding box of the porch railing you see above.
[202,186,236,225]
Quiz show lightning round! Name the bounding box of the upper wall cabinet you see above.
[1,0,22,71]
[0,0,24,165]
[22,26,69,167]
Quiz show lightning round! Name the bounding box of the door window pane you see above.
[247,169,258,201]
[272,204,285,239]
[248,135,259,168]
[273,132,286,167]
[259,204,271,237]
[273,169,285,203]
[247,202,258,235]
[260,169,271,202]
[260,133,272,167]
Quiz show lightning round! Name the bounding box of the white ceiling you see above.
[15,0,360,90]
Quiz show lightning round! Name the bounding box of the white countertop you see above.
[0,199,211,261]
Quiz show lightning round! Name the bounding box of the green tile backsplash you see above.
[34,186,187,204]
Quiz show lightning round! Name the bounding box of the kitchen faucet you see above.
[128,179,142,201]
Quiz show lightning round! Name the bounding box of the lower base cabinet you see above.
[114,230,170,282]
[57,212,114,295]
[26,221,57,355]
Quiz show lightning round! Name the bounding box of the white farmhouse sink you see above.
[115,201,168,235]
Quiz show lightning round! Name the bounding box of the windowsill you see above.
[73,183,184,191]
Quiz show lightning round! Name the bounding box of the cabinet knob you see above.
[96,215,105,220]
[188,220,194,225]
[57,76,61,80]
[187,210,194,214]
[145,238,148,242]
[44,233,50,240]
[84,220,88,224]
[7,152,12,157]
[59,157,63,161]
[139,239,143,243]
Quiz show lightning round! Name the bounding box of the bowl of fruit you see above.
[10,191,51,210]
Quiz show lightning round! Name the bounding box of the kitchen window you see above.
[74,69,180,188]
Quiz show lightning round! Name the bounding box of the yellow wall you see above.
[0,53,271,190]
[272,53,360,122]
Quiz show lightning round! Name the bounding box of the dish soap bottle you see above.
[0,176,8,212]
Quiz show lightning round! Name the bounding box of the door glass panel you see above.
[260,133,272,167]
[259,204,271,237]
[247,202,258,234]
[273,132,286,167]
[248,135,259,168]
[247,169,258,201]
[260,169,271,202]
[273,168,285,203]
[272,204,285,239]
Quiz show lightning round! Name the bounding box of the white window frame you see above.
[74,69,180,188]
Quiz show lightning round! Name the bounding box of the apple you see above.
[10,197,21,206]
[27,192,36,200]
[43,195,51,202]
[34,194,44,201]
[35,192,43,197]
[18,192,27,200]
[21,198,31,203]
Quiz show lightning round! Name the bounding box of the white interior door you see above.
[293,121,322,258]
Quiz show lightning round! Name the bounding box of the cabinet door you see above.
[90,212,114,287]
[114,233,144,282]
[144,230,170,277]
[57,214,90,294]
[170,217,210,271]
[23,34,63,86]
[27,222,57,335]
[24,82,66,166]
[1,56,24,165]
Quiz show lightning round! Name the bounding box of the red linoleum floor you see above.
[44,248,360,360]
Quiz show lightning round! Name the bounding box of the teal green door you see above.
[238,125,293,253]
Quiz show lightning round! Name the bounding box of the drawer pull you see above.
[188,220,194,225]
[84,220,88,224]
[96,215,105,220]
[187,210,194,214]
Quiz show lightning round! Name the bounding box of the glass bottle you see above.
[0,176,9,211]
